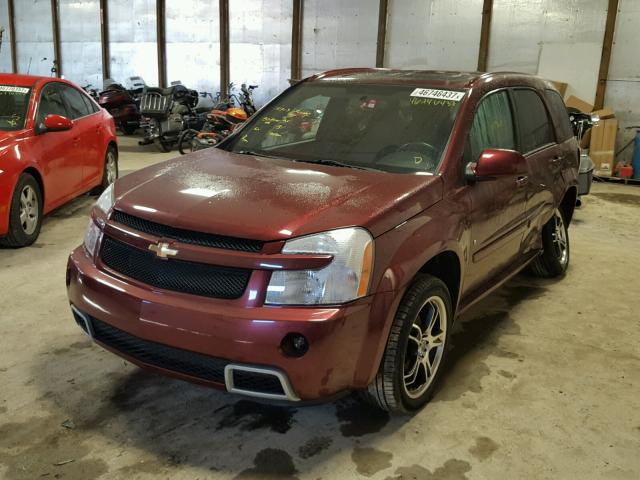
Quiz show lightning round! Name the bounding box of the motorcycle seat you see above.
[144,86,176,96]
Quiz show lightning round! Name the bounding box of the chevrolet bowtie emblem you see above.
[148,242,178,258]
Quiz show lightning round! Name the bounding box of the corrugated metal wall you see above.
[166,0,219,93]
[0,0,637,154]
[59,0,102,89]
[0,0,11,72]
[229,0,292,105]
[386,0,483,71]
[108,0,158,88]
[300,0,377,79]
[14,0,55,77]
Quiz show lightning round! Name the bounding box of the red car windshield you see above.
[227,82,465,174]
[0,85,32,131]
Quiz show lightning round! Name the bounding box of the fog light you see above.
[281,333,309,357]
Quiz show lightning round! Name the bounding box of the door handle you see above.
[516,176,529,187]
[551,155,564,165]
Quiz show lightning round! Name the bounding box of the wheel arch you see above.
[22,166,45,204]
[417,249,462,312]
[107,140,118,157]
[560,186,577,224]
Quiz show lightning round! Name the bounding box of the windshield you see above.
[226,82,464,174]
[0,85,31,131]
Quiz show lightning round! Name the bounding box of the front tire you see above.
[530,208,569,278]
[93,146,118,194]
[178,129,199,155]
[361,275,452,414]
[0,173,43,247]
[156,138,173,152]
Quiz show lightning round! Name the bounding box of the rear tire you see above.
[529,208,570,278]
[360,275,452,414]
[0,173,43,248]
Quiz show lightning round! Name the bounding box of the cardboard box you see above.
[589,118,618,176]
[565,95,594,113]
[592,107,615,119]
[550,80,568,97]
[591,152,614,176]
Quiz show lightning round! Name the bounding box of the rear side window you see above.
[60,84,92,119]
[544,89,573,141]
[468,90,515,162]
[512,89,554,153]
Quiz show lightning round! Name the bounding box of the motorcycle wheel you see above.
[155,138,173,153]
[120,122,138,135]
[178,129,200,155]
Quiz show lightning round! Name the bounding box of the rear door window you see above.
[60,84,92,120]
[543,89,573,142]
[512,89,554,153]
[468,90,516,162]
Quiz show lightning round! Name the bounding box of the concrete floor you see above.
[0,135,639,479]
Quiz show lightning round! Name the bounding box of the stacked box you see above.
[590,119,618,177]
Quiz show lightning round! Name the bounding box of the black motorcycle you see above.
[138,85,208,152]
[240,83,258,116]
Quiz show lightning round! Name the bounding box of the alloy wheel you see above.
[19,185,39,235]
[106,151,117,185]
[551,209,568,267]
[403,295,447,399]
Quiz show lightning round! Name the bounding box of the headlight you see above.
[265,227,373,305]
[84,219,102,257]
[95,183,115,214]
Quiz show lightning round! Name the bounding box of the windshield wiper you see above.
[235,149,274,158]
[294,158,380,172]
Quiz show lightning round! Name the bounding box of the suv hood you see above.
[113,149,443,241]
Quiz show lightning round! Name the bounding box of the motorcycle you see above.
[98,79,141,135]
[177,107,248,155]
[138,84,208,152]
[82,84,99,101]
[240,83,258,116]
[568,107,596,206]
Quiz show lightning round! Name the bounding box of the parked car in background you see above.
[67,69,578,414]
[0,74,118,247]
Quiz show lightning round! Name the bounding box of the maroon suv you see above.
[67,70,578,413]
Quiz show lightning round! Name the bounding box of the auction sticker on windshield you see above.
[0,86,30,94]
[410,88,465,101]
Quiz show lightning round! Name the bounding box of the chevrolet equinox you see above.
[67,69,578,414]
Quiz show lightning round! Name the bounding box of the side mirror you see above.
[466,148,527,183]
[42,114,73,132]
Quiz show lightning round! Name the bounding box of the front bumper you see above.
[66,246,393,401]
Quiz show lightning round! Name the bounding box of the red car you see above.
[0,74,118,247]
[67,70,578,413]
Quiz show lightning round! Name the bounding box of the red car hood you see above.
[113,149,443,241]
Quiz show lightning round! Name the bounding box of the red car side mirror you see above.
[467,148,527,182]
[43,114,73,132]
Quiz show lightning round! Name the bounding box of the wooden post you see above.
[375,0,388,68]
[7,0,17,73]
[291,0,303,81]
[156,0,167,87]
[477,0,493,72]
[51,0,61,76]
[100,0,110,80]
[594,0,619,110]
[219,0,230,98]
